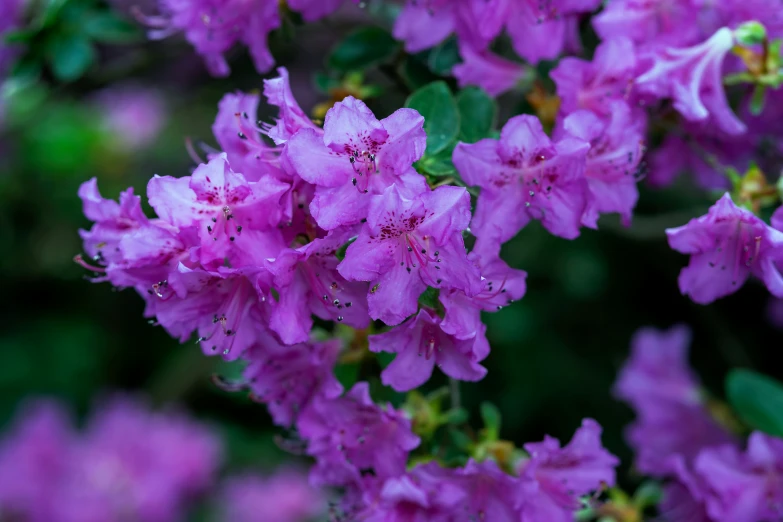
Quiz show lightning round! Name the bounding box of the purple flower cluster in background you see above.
[616,326,783,522]
[137,0,353,76]
[0,397,325,522]
[0,397,221,522]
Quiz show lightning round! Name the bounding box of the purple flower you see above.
[453,114,590,243]
[560,102,645,227]
[0,401,74,522]
[337,184,480,326]
[57,397,221,522]
[267,228,369,344]
[659,457,713,522]
[296,382,420,488]
[147,154,289,267]
[0,0,23,84]
[646,126,750,190]
[666,193,783,304]
[694,432,783,522]
[145,0,281,76]
[211,91,277,180]
[457,459,521,522]
[0,397,222,522]
[369,308,489,391]
[287,0,344,22]
[506,12,582,65]
[453,44,530,97]
[262,67,322,145]
[592,0,705,49]
[439,242,527,341]
[614,325,735,475]
[358,462,466,522]
[715,0,783,39]
[393,0,456,53]
[218,469,326,522]
[635,28,747,136]
[91,85,167,151]
[551,37,639,117]
[243,334,344,427]
[78,178,150,271]
[517,419,619,522]
[76,179,205,298]
[285,97,427,230]
[153,266,273,360]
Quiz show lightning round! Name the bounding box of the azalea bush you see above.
[2,0,783,521]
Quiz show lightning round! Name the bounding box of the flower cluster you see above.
[72,65,630,519]
[138,0,352,76]
[77,66,524,396]
[216,468,325,522]
[0,397,326,522]
[67,0,783,518]
[350,419,618,521]
[0,397,222,522]
[616,326,783,522]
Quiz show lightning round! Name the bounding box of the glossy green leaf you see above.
[726,368,783,437]
[480,401,502,439]
[405,81,460,155]
[83,12,141,43]
[398,55,440,91]
[427,36,460,76]
[457,87,497,143]
[328,26,400,72]
[48,34,96,82]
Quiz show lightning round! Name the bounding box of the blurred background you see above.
[2,0,783,517]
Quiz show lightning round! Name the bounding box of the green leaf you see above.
[448,427,473,450]
[417,287,440,309]
[3,28,40,44]
[83,12,141,43]
[328,26,400,72]
[480,401,502,439]
[314,71,336,93]
[419,156,457,177]
[41,0,70,28]
[405,81,460,156]
[457,87,497,143]
[750,84,767,115]
[633,481,663,509]
[397,55,439,91]
[427,36,461,76]
[335,236,357,261]
[443,407,469,425]
[726,368,783,437]
[47,34,96,82]
[735,21,767,46]
[334,363,359,390]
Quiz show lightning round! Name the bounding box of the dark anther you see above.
[230,236,235,241]
[238,132,247,140]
